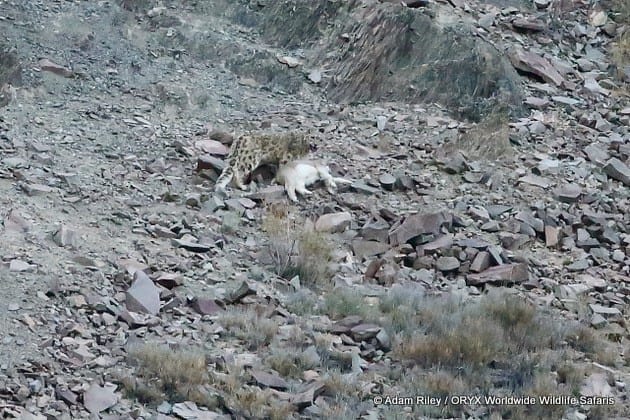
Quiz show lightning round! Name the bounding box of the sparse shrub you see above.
[263,212,333,288]
[123,343,210,406]
[386,290,614,418]
[216,306,279,350]
[264,345,320,379]
[322,287,376,319]
[284,289,321,316]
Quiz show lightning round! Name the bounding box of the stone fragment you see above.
[545,226,560,247]
[591,313,607,328]
[554,183,582,203]
[524,96,549,109]
[589,304,622,320]
[9,259,36,272]
[83,383,118,414]
[378,173,396,191]
[603,158,630,186]
[436,256,460,272]
[567,259,590,271]
[291,381,326,410]
[196,155,225,172]
[191,298,223,315]
[171,238,212,253]
[510,48,565,86]
[351,181,380,195]
[228,281,257,303]
[39,58,73,77]
[55,386,78,405]
[583,78,610,96]
[250,370,289,390]
[19,183,55,196]
[466,263,528,285]
[470,251,491,272]
[589,10,607,27]
[518,174,551,188]
[195,140,229,156]
[360,218,390,242]
[512,18,546,32]
[52,225,77,247]
[388,211,452,246]
[315,212,352,233]
[351,239,390,258]
[584,144,609,165]
[350,323,381,341]
[126,271,161,316]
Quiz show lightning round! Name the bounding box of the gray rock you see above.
[126,271,161,315]
[378,173,396,191]
[603,158,630,186]
[315,211,352,233]
[83,383,118,414]
[554,183,582,203]
[351,239,390,258]
[436,256,460,272]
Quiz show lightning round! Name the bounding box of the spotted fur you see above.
[214,132,311,192]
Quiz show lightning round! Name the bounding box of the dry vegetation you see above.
[317,287,620,419]
[262,208,333,288]
[116,282,624,419]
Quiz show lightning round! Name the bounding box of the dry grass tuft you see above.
[122,343,216,408]
[263,211,333,288]
[215,306,279,350]
[375,288,617,418]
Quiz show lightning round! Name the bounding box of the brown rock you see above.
[470,251,491,273]
[545,226,561,247]
[509,48,565,86]
[191,298,224,315]
[39,58,73,77]
[388,211,452,246]
[466,263,529,285]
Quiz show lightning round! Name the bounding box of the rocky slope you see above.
[0,0,628,419]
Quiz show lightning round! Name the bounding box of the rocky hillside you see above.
[0,0,628,419]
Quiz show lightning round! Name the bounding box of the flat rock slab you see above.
[83,383,118,414]
[126,271,161,315]
[466,263,529,285]
[351,239,390,258]
[510,48,565,86]
[603,158,630,186]
[388,211,452,246]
